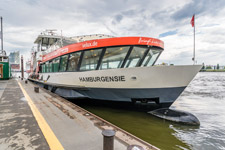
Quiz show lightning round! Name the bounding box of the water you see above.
[72,72,225,150]
[171,72,225,150]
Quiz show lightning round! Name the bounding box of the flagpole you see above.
[193,14,195,65]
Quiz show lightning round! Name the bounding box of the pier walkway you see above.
[0,79,158,150]
[0,79,49,150]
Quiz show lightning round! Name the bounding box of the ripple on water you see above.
[172,72,225,150]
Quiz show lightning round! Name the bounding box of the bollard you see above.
[127,145,144,150]
[34,87,39,93]
[25,80,28,84]
[102,130,115,150]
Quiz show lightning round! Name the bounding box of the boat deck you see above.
[0,79,158,150]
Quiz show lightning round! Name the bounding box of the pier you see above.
[0,79,159,150]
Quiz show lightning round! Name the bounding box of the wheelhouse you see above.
[39,45,163,73]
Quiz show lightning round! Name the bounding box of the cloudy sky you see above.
[1,0,225,65]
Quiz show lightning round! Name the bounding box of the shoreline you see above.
[200,70,225,72]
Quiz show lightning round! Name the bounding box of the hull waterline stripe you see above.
[18,81,64,150]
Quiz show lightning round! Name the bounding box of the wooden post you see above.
[21,55,24,80]
[34,87,39,93]
[102,130,115,150]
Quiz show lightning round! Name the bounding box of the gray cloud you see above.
[172,0,225,20]
[112,14,123,25]
[121,9,136,16]
[102,23,118,35]
[115,15,123,23]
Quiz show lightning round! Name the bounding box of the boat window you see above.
[142,48,161,66]
[59,55,69,72]
[124,46,147,68]
[52,57,60,72]
[45,62,49,72]
[67,52,81,71]
[3,57,8,62]
[49,61,53,72]
[42,63,45,73]
[39,64,42,73]
[100,46,130,70]
[80,49,102,71]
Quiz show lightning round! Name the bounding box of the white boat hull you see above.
[30,65,202,107]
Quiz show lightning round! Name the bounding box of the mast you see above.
[0,16,3,54]
[193,15,195,64]
[21,55,24,80]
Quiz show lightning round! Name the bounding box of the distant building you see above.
[9,51,20,64]
[11,64,20,70]
[9,51,20,72]
[219,66,225,70]
[201,65,225,71]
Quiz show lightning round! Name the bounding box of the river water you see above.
[71,72,225,149]
[170,72,225,150]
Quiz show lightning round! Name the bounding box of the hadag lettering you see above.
[138,37,152,45]
[79,76,126,82]
[43,48,67,61]
[138,37,163,47]
[82,41,98,48]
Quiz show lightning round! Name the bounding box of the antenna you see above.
[60,30,63,47]
[0,16,3,54]
[45,29,57,35]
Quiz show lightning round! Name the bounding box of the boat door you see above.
[0,64,3,78]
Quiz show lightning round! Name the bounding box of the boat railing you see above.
[45,37,78,53]
[70,34,114,42]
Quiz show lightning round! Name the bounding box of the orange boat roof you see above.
[42,36,164,62]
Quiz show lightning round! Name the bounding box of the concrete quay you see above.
[0,79,49,150]
[0,79,159,150]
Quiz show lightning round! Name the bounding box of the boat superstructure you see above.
[29,30,201,108]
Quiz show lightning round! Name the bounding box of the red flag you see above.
[190,15,195,27]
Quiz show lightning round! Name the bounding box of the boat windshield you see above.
[124,46,147,68]
[141,48,161,67]
[80,48,102,71]
[100,46,130,70]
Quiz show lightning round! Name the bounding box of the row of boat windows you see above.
[39,46,161,73]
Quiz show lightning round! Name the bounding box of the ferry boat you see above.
[28,30,201,108]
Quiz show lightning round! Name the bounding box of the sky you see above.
[0,0,225,65]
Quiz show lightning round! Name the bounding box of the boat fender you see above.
[148,108,200,126]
